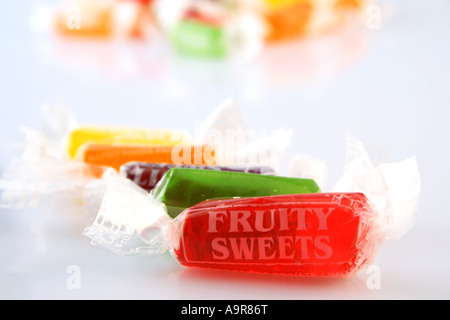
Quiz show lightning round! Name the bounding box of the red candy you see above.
[171,193,377,277]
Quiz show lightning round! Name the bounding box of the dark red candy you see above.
[120,162,276,192]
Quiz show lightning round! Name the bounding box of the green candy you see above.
[150,168,321,218]
[169,19,228,58]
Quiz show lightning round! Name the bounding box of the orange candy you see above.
[53,0,115,38]
[77,144,215,171]
[263,0,363,43]
[335,0,362,10]
[265,1,313,42]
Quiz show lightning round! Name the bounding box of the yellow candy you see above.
[264,0,309,11]
[66,126,191,159]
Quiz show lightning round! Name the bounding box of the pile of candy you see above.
[49,0,367,58]
[0,99,420,277]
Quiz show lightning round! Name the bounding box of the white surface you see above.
[1,0,450,299]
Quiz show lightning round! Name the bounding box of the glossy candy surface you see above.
[263,0,363,42]
[171,193,376,276]
[170,19,227,57]
[54,0,115,38]
[264,0,312,42]
[67,126,190,159]
[121,162,276,192]
[77,144,213,171]
[151,168,321,218]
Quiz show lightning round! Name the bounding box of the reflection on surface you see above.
[257,23,369,87]
[35,18,370,95]
[36,36,168,79]
[168,264,373,299]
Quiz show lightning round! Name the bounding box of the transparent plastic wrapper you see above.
[288,155,327,191]
[0,104,191,220]
[0,104,186,221]
[332,133,421,240]
[16,98,288,169]
[0,160,117,227]
[84,134,421,276]
[195,97,293,173]
[0,160,109,209]
[0,98,292,220]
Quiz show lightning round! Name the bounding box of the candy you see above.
[83,180,377,276]
[335,0,362,10]
[76,144,213,171]
[150,168,321,218]
[84,134,421,277]
[54,0,115,38]
[120,162,276,192]
[161,0,228,57]
[264,0,312,42]
[122,0,157,39]
[67,126,191,159]
[171,193,375,276]
[158,0,265,58]
[169,19,228,58]
[53,0,157,39]
[262,0,364,42]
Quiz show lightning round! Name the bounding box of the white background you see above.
[0,0,449,299]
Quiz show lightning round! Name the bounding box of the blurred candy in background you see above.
[46,0,368,58]
[29,0,373,90]
[53,0,157,39]
[157,0,264,59]
[263,0,363,42]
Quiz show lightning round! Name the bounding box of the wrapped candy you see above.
[67,126,190,159]
[263,0,312,42]
[18,98,289,170]
[155,0,265,58]
[84,134,421,277]
[149,168,320,218]
[120,162,276,192]
[168,7,228,57]
[86,180,372,276]
[54,0,115,38]
[53,0,157,39]
[76,144,213,170]
[45,123,196,170]
[15,103,193,165]
[164,193,374,276]
[262,0,365,42]
[0,106,192,213]
[0,98,292,219]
